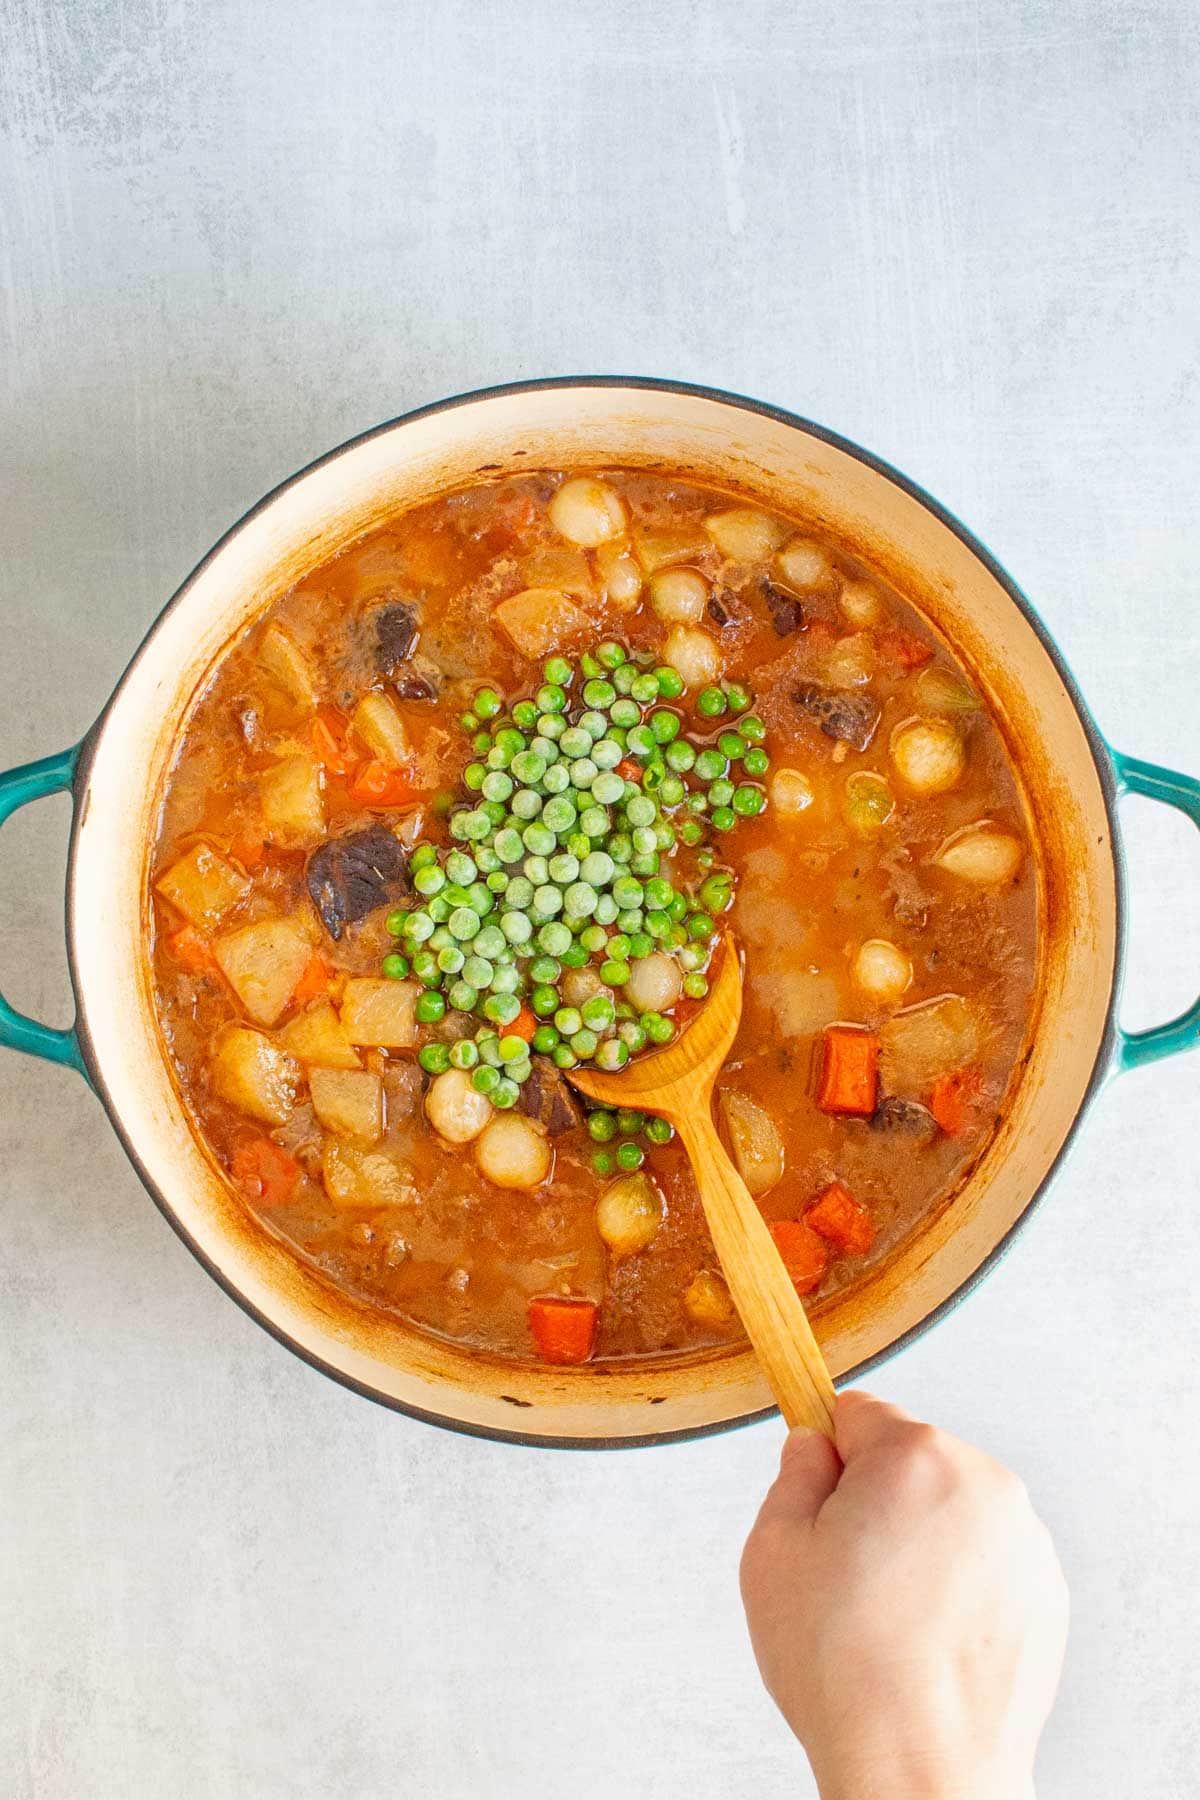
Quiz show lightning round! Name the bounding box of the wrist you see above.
[815,1747,1035,1800]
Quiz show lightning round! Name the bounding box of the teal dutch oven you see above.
[1,379,1197,1446]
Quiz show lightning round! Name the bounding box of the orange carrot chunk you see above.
[291,953,333,1006]
[231,1139,301,1208]
[816,1027,879,1117]
[929,1064,983,1136]
[347,759,416,808]
[527,1295,598,1365]
[167,924,216,974]
[769,1220,830,1297]
[508,1007,538,1043]
[806,1181,876,1256]
[880,628,934,671]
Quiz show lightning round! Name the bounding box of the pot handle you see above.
[1111,749,1200,1072]
[0,744,87,1076]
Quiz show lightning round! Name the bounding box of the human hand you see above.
[740,1392,1068,1800]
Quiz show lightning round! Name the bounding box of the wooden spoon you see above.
[567,935,836,1436]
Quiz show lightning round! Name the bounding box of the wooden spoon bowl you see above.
[568,935,836,1436]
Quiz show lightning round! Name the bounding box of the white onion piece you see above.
[851,939,913,1006]
[839,579,883,626]
[720,1090,785,1195]
[425,1068,492,1144]
[776,536,835,591]
[705,508,786,562]
[594,539,643,608]
[662,625,720,689]
[824,632,875,688]
[649,567,708,624]
[595,1173,664,1257]
[624,951,683,1014]
[770,767,815,816]
[548,477,626,547]
[933,826,1023,885]
[890,718,966,794]
[474,1113,552,1189]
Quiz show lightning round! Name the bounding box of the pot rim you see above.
[62,376,1126,1449]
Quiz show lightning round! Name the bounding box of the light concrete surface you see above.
[2,3,1198,1795]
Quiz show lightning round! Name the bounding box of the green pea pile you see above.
[379,639,771,1113]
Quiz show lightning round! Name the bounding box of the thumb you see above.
[754,1427,842,1531]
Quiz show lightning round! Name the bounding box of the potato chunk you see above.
[156,842,250,929]
[720,1090,785,1196]
[260,752,325,843]
[339,978,418,1048]
[595,1173,664,1257]
[309,1067,384,1144]
[838,579,883,627]
[351,690,411,767]
[214,915,313,1026]
[880,994,985,1092]
[705,508,786,562]
[632,522,710,574]
[211,1028,302,1125]
[492,588,593,661]
[662,625,720,690]
[322,1140,414,1210]
[475,1113,552,1189]
[277,1000,362,1070]
[684,1269,736,1329]
[258,623,317,710]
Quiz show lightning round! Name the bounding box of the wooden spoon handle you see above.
[676,1108,837,1437]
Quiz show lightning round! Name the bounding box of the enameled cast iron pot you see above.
[4,379,1198,1447]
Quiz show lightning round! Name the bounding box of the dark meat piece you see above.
[375,602,419,674]
[306,826,410,941]
[393,669,438,701]
[760,577,806,637]
[870,1095,939,1148]
[793,683,879,750]
[517,1057,584,1136]
[707,589,737,628]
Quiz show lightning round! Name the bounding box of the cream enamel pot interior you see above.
[4,378,1199,1447]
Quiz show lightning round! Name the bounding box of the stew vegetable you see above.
[150,470,1037,1364]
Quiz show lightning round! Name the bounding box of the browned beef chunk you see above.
[306,826,410,941]
[707,589,737,627]
[760,577,806,636]
[793,683,879,749]
[517,1057,584,1136]
[375,602,419,673]
[870,1096,938,1147]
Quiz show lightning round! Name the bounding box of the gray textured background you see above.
[2,3,1199,1796]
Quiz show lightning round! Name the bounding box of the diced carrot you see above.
[816,1027,879,1117]
[929,1064,983,1136]
[880,629,934,672]
[769,1221,830,1297]
[527,1295,599,1365]
[806,1181,876,1256]
[167,924,216,973]
[617,759,643,783]
[508,1007,538,1043]
[348,759,416,808]
[231,1139,301,1208]
[291,953,333,1005]
[311,706,355,776]
[230,836,266,869]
